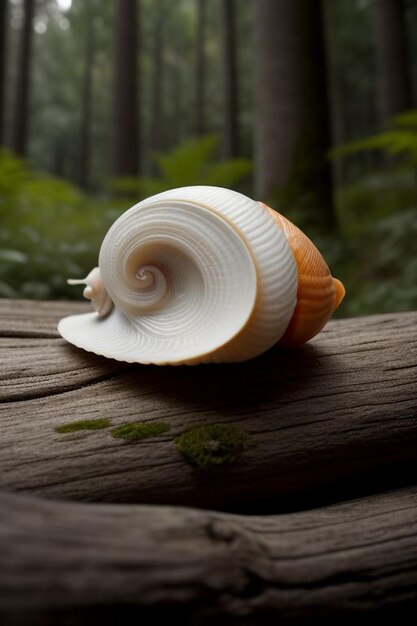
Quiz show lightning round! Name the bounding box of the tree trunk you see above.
[11,0,34,157]
[374,0,413,124]
[291,0,334,230]
[170,60,183,146]
[162,8,184,150]
[254,0,299,199]
[111,0,140,178]
[149,2,165,157]
[195,0,206,135]
[221,0,239,157]
[254,0,335,231]
[0,0,7,146]
[78,7,95,190]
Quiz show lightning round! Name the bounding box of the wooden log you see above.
[0,300,416,511]
[1,486,417,623]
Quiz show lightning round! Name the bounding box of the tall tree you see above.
[0,0,7,145]
[163,6,185,149]
[254,0,297,200]
[374,0,413,124]
[149,1,165,155]
[111,0,140,178]
[221,0,239,157]
[254,0,334,230]
[12,0,35,157]
[79,6,95,190]
[195,0,206,135]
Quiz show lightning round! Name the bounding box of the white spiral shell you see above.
[58,186,298,364]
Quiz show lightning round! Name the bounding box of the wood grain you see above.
[0,300,416,511]
[1,299,417,622]
[1,486,417,624]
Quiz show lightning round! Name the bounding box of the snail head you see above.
[68,267,114,319]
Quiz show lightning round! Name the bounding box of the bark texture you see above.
[149,1,165,156]
[195,0,207,135]
[254,0,300,197]
[254,0,334,230]
[111,0,140,177]
[78,7,95,189]
[374,0,413,123]
[11,0,34,157]
[222,0,239,157]
[0,0,7,145]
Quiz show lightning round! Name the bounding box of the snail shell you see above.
[58,186,345,365]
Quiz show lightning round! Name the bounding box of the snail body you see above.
[58,186,345,365]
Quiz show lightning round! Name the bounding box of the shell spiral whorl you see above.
[59,186,344,365]
[93,187,297,364]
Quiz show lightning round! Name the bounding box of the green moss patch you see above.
[111,421,170,442]
[175,423,249,470]
[55,418,111,434]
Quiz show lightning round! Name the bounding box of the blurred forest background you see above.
[0,0,416,317]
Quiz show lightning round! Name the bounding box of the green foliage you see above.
[157,135,220,185]
[111,135,252,198]
[1,147,416,319]
[336,170,417,236]
[322,111,417,317]
[0,151,29,204]
[55,418,111,433]
[331,110,417,168]
[112,421,170,442]
[314,172,417,318]
[344,208,417,315]
[175,423,250,470]
[0,140,251,302]
[0,150,122,300]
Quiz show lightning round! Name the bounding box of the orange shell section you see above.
[260,202,345,346]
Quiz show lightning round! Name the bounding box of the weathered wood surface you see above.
[1,299,417,623]
[0,299,416,511]
[1,486,417,624]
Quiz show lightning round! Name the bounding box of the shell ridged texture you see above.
[59,187,298,364]
[263,204,344,346]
